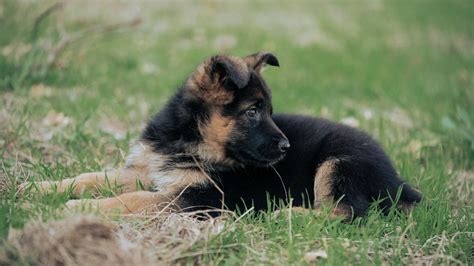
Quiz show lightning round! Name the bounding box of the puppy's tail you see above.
[399,182,422,203]
[403,183,422,201]
[378,180,422,214]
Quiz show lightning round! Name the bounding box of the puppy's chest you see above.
[126,142,210,192]
[150,168,210,192]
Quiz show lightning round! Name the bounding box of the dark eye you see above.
[246,107,258,118]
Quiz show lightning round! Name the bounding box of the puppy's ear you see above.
[211,56,249,89]
[243,51,280,73]
[185,55,250,105]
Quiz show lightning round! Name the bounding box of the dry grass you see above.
[2,210,229,265]
[4,215,149,265]
[0,171,8,195]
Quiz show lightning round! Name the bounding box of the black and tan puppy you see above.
[26,52,422,219]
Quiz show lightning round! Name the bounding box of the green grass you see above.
[1,0,473,264]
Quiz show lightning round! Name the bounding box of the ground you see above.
[0,0,473,265]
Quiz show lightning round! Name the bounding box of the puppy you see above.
[25,52,422,219]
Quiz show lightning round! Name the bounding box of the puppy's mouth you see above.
[238,150,287,167]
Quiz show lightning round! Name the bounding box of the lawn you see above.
[0,0,473,265]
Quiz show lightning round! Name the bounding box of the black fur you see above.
[142,88,205,155]
[178,115,422,217]
[141,54,422,218]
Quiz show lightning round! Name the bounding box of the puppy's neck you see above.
[125,141,212,192]
[141,88,203,154]
[141,86,240,169]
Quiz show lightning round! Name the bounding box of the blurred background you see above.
[0,0,472,191]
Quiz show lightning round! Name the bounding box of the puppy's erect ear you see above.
[243,51,280,73]
[211,56,250,89]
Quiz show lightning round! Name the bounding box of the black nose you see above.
[277,139,291,153]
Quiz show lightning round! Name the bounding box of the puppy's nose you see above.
[278,139,291,153]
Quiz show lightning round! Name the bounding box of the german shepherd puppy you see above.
[24,52,422,219]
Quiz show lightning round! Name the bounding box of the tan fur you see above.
[314,159,338,207]
[63,168,211,215]
[197,110,236,164]
[159,168,210,194]
[311,159,355,219]
[21,169,154,197]
[67,191,179,215]
[186,62,234,105]
[18,142,161,196]
[126,142,210,194]
[273,158,354,220]
[243,52,263,70]
[186,55,250,105]
[125,141,165,173]
[20,141,211,214]
[243,51,271,72]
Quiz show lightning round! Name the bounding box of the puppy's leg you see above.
[273,159,353,220]
[21,168,154,197]
[312,158,362,219]
[317,157,422,217]
[272,159,354,220]
[66,191,178,215]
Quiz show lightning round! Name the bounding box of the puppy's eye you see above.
[246,107,258,118]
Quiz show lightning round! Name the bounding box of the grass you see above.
[0,0,473,264]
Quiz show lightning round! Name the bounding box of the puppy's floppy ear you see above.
[211,56,250,89]
[185,55,251,105]
[243,51,280,73]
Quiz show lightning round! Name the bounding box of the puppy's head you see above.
[185,52,289,167]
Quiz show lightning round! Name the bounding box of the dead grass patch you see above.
[2,211,228,265]
[4,215,149,266]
